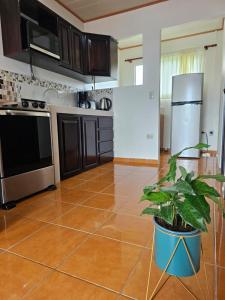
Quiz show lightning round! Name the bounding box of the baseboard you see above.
[113,157,159,166]
[201,150,217,157]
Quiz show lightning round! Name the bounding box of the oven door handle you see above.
[1,110,50,117]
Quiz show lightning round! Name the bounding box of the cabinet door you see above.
[57,114,82,179]
[58,19,71,69]
[71,27,83,73]
[82,116,99,170]
[86,34,110,76]
[98,117,114,164]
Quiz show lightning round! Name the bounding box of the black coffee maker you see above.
[78,91,91,109]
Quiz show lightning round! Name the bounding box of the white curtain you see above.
[160,49,204,100]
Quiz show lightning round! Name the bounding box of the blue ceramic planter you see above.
[153,218,201,277]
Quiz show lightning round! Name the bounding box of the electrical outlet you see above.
[147,133,154,139]
[209,130,214,136]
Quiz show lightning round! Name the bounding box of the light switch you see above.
[149,91,155,100]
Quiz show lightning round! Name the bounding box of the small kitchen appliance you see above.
[0,99,55,209]
[78,91,91,109]
[99,98,112,111]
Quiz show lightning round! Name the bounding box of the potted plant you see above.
[141,144,225,277]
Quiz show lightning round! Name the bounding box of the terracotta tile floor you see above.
[0,154,224,299]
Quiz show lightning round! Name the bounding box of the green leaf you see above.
[184,194,211,224]
[159,144,210,185]
[158,157,177,183]
[175,199,207,232]
[186,171,195,183]
[160,186,178,193]
[197,174,225,182]
[160,205,174,225]
[192,143,210,150]
[179,166,188,179]
[174,180,195,195]
[141,191,171,204]
[175,143,210,158]
[207,194,220,204]
[143,185,157,194]
[192,179,220,197]
[141,207,160,216]
[141,206,174,225]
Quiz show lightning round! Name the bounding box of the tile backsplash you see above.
[87,88,113,103]
[0,69,77,106]
[0,69,114,108]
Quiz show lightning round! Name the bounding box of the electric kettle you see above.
[99,98,112,111]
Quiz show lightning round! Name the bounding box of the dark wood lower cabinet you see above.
[82,116,99,170]
[98,117,114,164]
[57,114,113,180]
[57,114,82,179]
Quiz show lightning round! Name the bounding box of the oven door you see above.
[0,111,53,178]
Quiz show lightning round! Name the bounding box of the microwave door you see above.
[30,43,60,60]
[28,22,60,60]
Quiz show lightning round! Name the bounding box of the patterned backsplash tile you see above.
[87,88,113,103]
[0,69,76,104]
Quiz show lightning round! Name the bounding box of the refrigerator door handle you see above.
[172,101,203,106]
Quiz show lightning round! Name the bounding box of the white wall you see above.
[218,21,225,168]
[0,0,85,103]
[119,46,143,87]
[84,0,225,161]
[113,85,158,159]
[160,31,223,150]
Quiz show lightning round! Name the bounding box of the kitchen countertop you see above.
[49,105,113,116]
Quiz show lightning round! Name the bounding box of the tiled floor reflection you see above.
[0,154,224,299]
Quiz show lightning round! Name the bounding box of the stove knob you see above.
[22,100,29,108]
[32,102,38,108]
[39,102,45,109]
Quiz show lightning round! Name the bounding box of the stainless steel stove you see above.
[0,99,55,209]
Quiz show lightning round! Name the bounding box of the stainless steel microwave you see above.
[22,18,60,60]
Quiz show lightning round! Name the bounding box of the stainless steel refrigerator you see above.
[171,73,203,158]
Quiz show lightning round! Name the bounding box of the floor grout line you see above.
[0,158,223,299]
[6,249,135,300]
[40,219,152,250]
[119,247,148,299]
[5,221,49,251]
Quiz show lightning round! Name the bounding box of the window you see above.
[160,49,204,99]
[135,65,143,85]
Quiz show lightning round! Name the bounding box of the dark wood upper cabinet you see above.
[58,19,84,73]
[85,34,110,76]
[82,116,99,170]
[58,19,72,69]
[0,0,118,81]
[70,27,84,74]
[57,114,83,179]
[84,34,118,77]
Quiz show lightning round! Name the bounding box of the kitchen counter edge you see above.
[48,105,113,117]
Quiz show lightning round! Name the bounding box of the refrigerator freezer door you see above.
[172,73,203,103]
[171,104,201,158]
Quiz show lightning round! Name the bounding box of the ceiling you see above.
[118,34,143,49]
[161,17,224,40]
[118,17,224,49]
[55,0,167,22]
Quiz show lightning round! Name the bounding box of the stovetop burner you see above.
[0,99,49,112]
